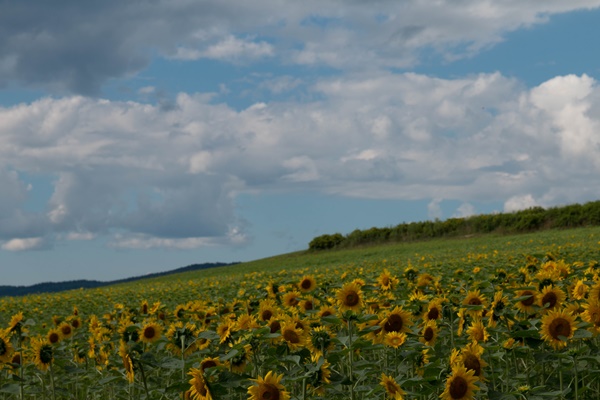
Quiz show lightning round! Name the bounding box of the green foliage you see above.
[308,200,600,251]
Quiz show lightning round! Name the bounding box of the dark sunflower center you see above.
[283,329,300,344]
[49,332,60,344]
[288,297,299,306]
[0,340,6,355]
[202,360,217,370]
[261,384,280,400]
[320,310,332,317]
[521,291,535,306]
[71,319,80,329]
[345,292,359,307]
[549,317,571,339]
[384,314,403,332]
[61,325,72,336]
[463,354,481,376]
[382,277,390,286]
[269,321,281,333]
[424,327,434,342]
[301,279,312,290]
[427,307,440,320]
[262,310,273,321]
[468,297,482,306]
[449,376,468,399]
[542,292,558,308]
[144,327,156,339]
[40,344,53,364]
[303,301,314,311]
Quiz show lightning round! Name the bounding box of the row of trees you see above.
[308,200,600,250]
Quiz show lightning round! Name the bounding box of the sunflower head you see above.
[0,333,14,363]
[540,309,576,349]
[440,365,479,400]
[248,371,290,400]
[380,373,405,399]
[337,282,363,312]
[299,275,317,292]
[140,321,162,344]
[32,338,53,371]
[188,367,212,399]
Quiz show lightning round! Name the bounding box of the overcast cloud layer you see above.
[2,1,600,253]
[2,0,600,93]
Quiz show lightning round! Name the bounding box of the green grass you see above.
[131,225,600,286]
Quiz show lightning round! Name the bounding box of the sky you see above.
[2,1,600,286]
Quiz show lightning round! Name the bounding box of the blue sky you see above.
[2,1,600,285]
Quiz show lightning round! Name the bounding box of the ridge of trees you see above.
[0,262,239,297]
[308,200,600,251]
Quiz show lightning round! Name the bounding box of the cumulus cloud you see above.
[1,1,599,94]
[2,72,600,249]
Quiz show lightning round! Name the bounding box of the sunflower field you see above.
[1,227,600,399]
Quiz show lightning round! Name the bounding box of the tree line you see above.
[308,200,600,250]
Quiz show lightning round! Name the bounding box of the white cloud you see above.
[3,72,600,249]
[504,194,540,212]
[454,203,477,218]
[172,36,274,62]
[2,237,46,251]
[428,199,443,220]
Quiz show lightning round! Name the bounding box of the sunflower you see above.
[300,297,319,313]
[58,321,74,340]
[540,309,576,349]
[381,306,413,336]
[424,299,444,321]
[236,313,259,331]
[282,290,302,308]
[166,321,199,356]
[140,321,162,344]
[420,320,439,346]
[228,339,252,373]
[69,316,82,330]
[384,331,407,349]
[47,329,61,345]
[380,373,406,399]
[538,285,566,311]
[440,365,479,400]
[459,342,488,381]
[8,312,24,335]
[488,291,509,328]
[258,300,279,322]
[514,289,537,314]
[337,282,363,313]
[466,319,489,343]
[571,279,588,301]
[581,300,600,334]
[188,368,213,400]
[377,269,399,291]
[0,332,13,363]
[318,305,336,318]
[248,371,290,400]
[199,357,221,373]
[119,342,135,383]
[308,326,335,358]
[299,275,317,293]
[266,316,282,335]
[216,319,236,345]
[32,338,53,371]
[462,290,487,317]
[280,320,307,352]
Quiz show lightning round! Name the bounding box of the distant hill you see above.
[0,262,238,297]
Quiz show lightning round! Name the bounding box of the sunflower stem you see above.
[347,318,355,400]
[137,359,150,399]
[49,362,56,400]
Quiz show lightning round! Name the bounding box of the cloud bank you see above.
[1,72,600,249]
